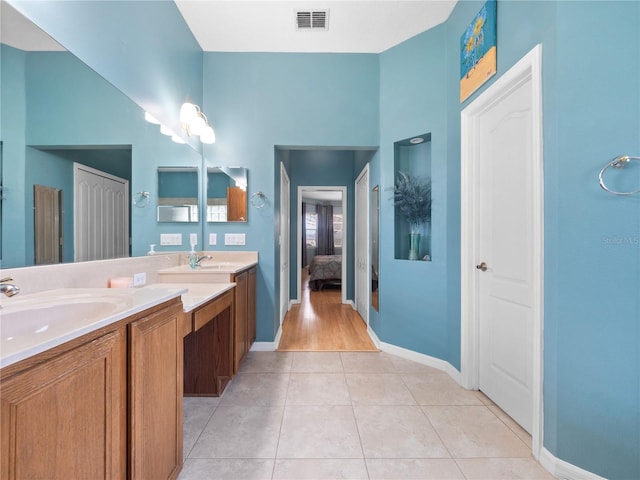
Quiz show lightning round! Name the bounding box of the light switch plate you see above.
[225,233,246,246]
[190,233,197,247]
[160,233,182,246]
[209,233,217,246]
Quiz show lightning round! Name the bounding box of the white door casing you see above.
[74,163,129,262]
[461,44,543,456]
[355,164,370,324]
[296,186,347,305]
[280,162,291,325]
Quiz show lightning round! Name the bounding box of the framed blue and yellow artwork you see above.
[460,0,497,102]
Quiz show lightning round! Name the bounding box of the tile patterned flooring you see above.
[179,351,554,480]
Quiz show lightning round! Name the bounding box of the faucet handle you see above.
[0,277,13,283]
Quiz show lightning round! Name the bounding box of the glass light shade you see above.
[171,135,186,144]
[179,102,198,124]
[200,125,216,144]
[189,115,206,136]
[144,112,160,124]
[160,124,173,136]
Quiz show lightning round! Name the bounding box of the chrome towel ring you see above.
[250,191,268,209]
[598,155,640,196]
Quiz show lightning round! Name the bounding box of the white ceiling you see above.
[176,1,457,53]
[2,1,457,54]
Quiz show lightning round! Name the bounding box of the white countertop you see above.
[0,287,186,369]
[157,260,257,276]
[144,283,235,312]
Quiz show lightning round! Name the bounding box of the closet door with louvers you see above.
[74,163,129,262]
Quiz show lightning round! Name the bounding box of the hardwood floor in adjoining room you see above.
[277,269,378,351]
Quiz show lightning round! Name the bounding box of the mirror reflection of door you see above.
[34,184,63,265]
[227,187,247,221]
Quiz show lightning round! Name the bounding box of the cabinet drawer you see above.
[193,289,234,331]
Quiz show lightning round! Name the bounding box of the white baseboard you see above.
[250,326,282,352]
[376,338,462,384]
[539,447,606,480]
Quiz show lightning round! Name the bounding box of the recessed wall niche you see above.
[393,133,432,261]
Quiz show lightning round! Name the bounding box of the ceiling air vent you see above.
[296,10,329,30]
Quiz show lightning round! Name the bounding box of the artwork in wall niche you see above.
[460,0,497,102]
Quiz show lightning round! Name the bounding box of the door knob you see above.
[476,262,488,272]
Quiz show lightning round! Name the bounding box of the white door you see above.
[461,45,543,442]
[280,163,291,325]
[74,163,129,262]
[355,164,370,324]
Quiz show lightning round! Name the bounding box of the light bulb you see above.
[179,102,198,124]
[189,115,206,136]
[144,112,160,124]
[200,125,216,144]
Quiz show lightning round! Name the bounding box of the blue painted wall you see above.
[10,0,203,147]
[201,52,379,342]
[5,1,640,477]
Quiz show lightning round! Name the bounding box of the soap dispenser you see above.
[147,244,156,255]
[189,244,198,269]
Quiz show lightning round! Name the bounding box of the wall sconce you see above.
[180,101,216,144]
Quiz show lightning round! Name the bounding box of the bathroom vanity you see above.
[0,291,185,480]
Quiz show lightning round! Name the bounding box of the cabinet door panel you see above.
[1,329,126,480]
[129,304,182,480]
[248,267,257,346]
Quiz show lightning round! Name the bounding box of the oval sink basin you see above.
[0,287,186,368]
[1,301,124,341]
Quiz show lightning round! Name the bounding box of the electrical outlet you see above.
[209,233,217,246]
[133,272,146,287]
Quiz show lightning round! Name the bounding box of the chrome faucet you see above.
[195,255,212,267]
[0,277,20,297]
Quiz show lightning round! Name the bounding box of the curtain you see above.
[316,204,334,255]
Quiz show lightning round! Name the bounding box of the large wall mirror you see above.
[157,167,199,223]
[207,167,248,222]
[0,3,203,267]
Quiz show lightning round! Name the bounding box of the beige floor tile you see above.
[354,405,449,458]
[401,373,484,406]
[272,459,368,479]
[277,405,363,458]
[386,355,443,374]
[183,397,219,459]
[219,373,289,406]
[487,404,533,448]
[291,352,344,372]
[366,458,465,479]
[472,390,495,406]
[190,405,283,458]
[178,458,274,480]
[239,351,294,373]
[286,373,351,405]
[340,352,397,372]
[455,457,556,479]
[346,373,416,406]
[423,406,530,458]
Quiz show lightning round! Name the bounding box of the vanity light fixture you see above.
[144,112,161,124]
[160,124,173,136]
[180,100,216,144]
[171,135,186,144]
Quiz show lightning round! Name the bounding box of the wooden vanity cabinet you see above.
[232,266,257,373]
[183,289,234,396]
[129,300,184,480]
[0,298,184,480]
[0,327,127,480]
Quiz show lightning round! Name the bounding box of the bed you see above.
[308,255,342,291]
